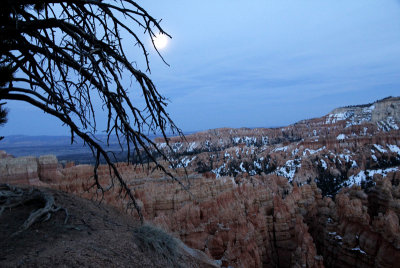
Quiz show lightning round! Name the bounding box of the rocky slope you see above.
[1,96,400,267]
[155,96,400,196]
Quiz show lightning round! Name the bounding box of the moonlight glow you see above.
[153,33,168,50]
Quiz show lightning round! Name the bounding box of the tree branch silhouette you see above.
[0,0,182,222]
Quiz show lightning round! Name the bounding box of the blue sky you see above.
[3,0,400,135]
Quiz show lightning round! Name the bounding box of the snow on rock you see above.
[302,146,326,156]
[320,159,328,170]
[334,235,343,241]
[351,160,358,168]
[244,136,257,146]
[326,112,351,124]
[186,142,198,152]
[336,134,346,140]
[338,153,351,163]
[177,156,197,168]
[364,105,375,113]
[249,170,257,176]
[366,167,399,178]
[212,163,226,178]
[351,247,366,254]
[387,144,400,155]
[374,144,387,154]
[275,159,301,182]
[172,142,183,152]
[273,146,288,152]
[224,151,231,158]
[339,167,398,188]
[254,161,262,170]
[157,142,167,149]
[239,162,247,173]
[347,170,366,186]
[232,137,241,144]
[377,117,399,131]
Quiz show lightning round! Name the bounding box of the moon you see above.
[153,33,169,50]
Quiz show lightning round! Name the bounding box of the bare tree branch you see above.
[0,0,183,222]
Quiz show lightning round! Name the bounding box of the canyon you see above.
[1,96,400,267]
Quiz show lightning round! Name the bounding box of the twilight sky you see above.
[3,0,400,136]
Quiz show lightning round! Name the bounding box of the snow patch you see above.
[273,146,288,152]
[351,160,358,168]
[326,112,350,124]
[303,146,326,156]
[244,136,257,146]
[366,167,399,177]
[351,247,366,254]
[347,170,366,186]
[232,137,241,144]
[344,167,399,187]
[320,159,328,170]
[254,161,262,170]
[212,163,226,178]
[176,156,197,168]
[275,159,301,182]
[235,148,240,157]
[374,144,387,154]
[338,154,351,162]
[387,144,400,155]
[239,162,247,173]
[172,142,183,152]
[187,142,197,152]
[336,134,346,140]
[157,142,167,149]
[224,151,231,158]
[377,117,399,131]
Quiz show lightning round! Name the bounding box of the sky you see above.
[2,0,400,136]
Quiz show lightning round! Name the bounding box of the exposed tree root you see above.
[0,184,68,236]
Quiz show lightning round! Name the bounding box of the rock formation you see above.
[1,97,400,267]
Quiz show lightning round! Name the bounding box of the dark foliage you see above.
[0,103,8,141]
[0,104,7,126]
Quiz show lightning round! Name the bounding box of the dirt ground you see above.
[0,187,212,267]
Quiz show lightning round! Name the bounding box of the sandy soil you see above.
[0,187,213,267]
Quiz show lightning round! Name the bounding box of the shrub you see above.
[133,224,179,265]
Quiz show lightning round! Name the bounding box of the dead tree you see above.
[0,0,182,222]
